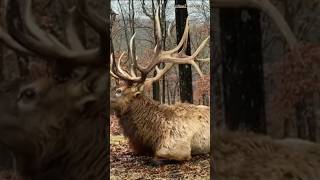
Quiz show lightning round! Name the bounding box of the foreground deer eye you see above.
[115,89,122,97]
[22,89,36,99]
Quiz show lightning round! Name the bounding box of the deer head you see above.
[110,8,209,114]
[0,0,107,178]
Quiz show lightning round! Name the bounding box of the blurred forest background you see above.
[213,0,320,141]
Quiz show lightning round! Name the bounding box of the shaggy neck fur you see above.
[62,116,106,180]
[117,95,172,154]
[33,111,107,180]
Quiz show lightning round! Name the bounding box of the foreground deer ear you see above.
[75,95,97,112]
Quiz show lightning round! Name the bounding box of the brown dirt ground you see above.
[110,118,210,180]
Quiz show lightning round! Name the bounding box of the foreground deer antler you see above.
[212,0,298,49]
[1,0,106,70]
[0,0,107,179]
[110,8,210,162]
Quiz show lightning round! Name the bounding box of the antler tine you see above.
[167,21,176,43]
[127,7,164,80]
[129,33,138,78]
[110,6,209,86]
[66,6,85,50]
[74,0,106,35]
[123,7,164,83]
[141,16,209,78]
[110,52,141,82]
[155,7,162,47]
[0,0,34,56]
[163,36,210,77]
[142,15,209,85]
[0,25,34,56]
[135,15,191,75]
[110,54,120,79]
[116,53,134,79]
[23,0,71,52]
[145,63,174,87]
[5,0,102,66]
[164,16,190,55]
[213,0,298,49]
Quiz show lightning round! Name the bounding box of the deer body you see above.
[113,94,209,160]
[110,7,210,161]
[214,130,320,180]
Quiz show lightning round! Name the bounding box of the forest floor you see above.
[110,117,210,180]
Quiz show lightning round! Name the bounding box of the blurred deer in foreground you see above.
[0,0,107,179]
[213,0,320,179]
[110,9,210,162]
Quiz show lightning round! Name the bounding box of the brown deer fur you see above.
[214,130,320,180]
[111,84,210,161]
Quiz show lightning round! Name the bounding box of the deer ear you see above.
[134,91,141,97]
[75,95,97,112]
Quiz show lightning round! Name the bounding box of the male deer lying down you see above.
[110,10,210,161]
[212,0,320,179]
[214,130,320,180]
[0,0,107,179]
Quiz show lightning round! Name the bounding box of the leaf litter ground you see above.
[110,118,210,180]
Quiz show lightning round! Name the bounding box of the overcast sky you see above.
[111,0,209,22]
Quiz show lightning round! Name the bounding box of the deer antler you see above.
[111,8,210,86]
[213,0,298,49]
[0,0,104,67]
[74,0,106,35]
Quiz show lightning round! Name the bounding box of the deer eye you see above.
[115,89,122,97]
[21,88,36,99]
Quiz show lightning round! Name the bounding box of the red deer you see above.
[212,0,320,179]
[0,0,107,179]
[110,9,210,162]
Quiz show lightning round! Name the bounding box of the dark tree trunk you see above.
[153,71,160,101]
[166,80,171,104]
[151,1,160,101]
[219,8,266,134]
[175,0,193,103]
[0,46,3,81]
[296,95,317,142]
[162,76,166,103]
[105,0,111,178]
[160,0,167,104]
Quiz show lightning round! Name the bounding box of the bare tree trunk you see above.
[296,100,307,140]
[172,80,178,104]
[296,95,317,142]
[160,0,168,104]
[167,79,171,104]
[0,45,3,81]
[220,8,266,134]
[175,0,193,103]
[151,0,160,101]
[118,0,130,55]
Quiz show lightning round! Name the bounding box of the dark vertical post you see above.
[175,0,193,103]
[106,1,111,179]
[219,8,266,133]
[0,45,3,81]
